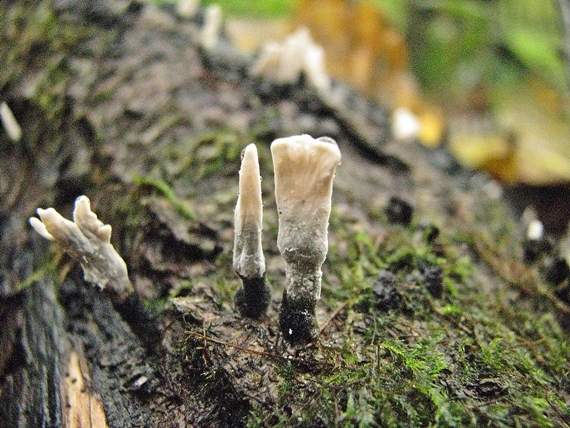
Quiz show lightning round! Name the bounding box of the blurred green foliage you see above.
[201,0,295,18]
[377,0,567,104]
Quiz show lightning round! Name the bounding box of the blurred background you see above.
[200,0,570,233]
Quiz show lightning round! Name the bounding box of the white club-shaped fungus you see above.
[1,101,22,142]
[271,134,341,343]
[200,4,223,50]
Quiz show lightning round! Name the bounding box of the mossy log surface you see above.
[1,1,570,427]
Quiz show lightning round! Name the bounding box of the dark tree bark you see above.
[1,1,569,427]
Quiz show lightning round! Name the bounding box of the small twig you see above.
[398,319,429,338]
[431,302,473,334]
[470,396,509,409]
[318,301,348,337]
[515,335,545,364]
[186,330,287,360]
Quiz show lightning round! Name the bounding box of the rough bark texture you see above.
[1,1,569,427]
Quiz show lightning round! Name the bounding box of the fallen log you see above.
[1,1,569,426]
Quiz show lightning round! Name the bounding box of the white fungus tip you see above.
[36,207,77,242]
[36,207,52,218]
[98,224,113,243]
[271,135,341,202]
[29,216,55,241]
[527,219,544,241]
[201,4,223,50]
[241,143,260,172]
[236,144,263,227]
[176,0,199,18]
[73,196,112,243]
[73,195,94,222]
[392,107,421,141]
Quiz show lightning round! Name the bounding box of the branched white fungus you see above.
[29,196,133,298]
[233,143,265,279]
[251,28,331,93]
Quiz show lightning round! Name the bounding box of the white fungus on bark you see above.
[200,4,223,50]
[1,101,22,142]
[233,143,265,279]
[176,0,199,18]
[392,106,421,141]
[271,135,341,338]
[527,219,545,241]
[29,196,133,298]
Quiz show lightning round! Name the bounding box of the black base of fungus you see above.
[113,292,162,353]
[279,291,316,345]
[235,275,270,319]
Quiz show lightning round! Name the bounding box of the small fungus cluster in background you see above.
[233,134,341,344]
[251,28,330,94]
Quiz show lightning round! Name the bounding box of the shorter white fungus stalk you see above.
[30,196,161,351]
[234,144,265,278]
[233,144,270,318]
[272,134,341,343]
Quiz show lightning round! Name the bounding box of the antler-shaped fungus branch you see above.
[30,196,133,299]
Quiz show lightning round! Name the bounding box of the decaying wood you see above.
[1,1,569,427]
[62,351,108,428]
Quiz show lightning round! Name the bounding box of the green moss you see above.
[188,132,243,178]
[244,212,570,427]
[14,249,61,292]
[143,296,169,312]
[202,0,295,18]
[133,175,195,220]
